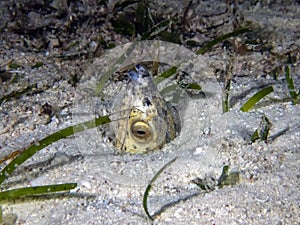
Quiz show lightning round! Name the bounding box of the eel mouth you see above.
[130,120,152,143]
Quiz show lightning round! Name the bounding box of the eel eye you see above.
[131,121,152,142]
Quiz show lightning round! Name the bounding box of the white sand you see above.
[0,1,299,224]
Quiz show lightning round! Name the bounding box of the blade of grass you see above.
[217,166,240,188]
[135,1,152,35]
[183,83,202,90]
[140,19,172,41]
[251,114,272,143]
[222,77,231,113]
[240,86,274,112]
[0,148,24,164]
[196,27,252,55]
[0,84,37,104]
[159,84,178,97]
[0,183,77,201]
[0,116,111,185]
[192,166,240,191]
[154,66,177,84]
[222,61,233,113]
[285,65,299,105]
[113,0,140,13]
[177,82,205,99]
[191,177,214,191]
[143,157,177,220]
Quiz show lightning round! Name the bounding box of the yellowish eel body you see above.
[112,65,180,154]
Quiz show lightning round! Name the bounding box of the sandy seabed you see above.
[0,1,299,224]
